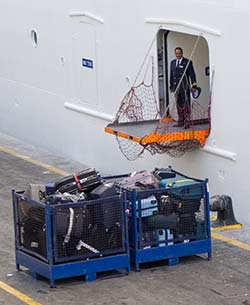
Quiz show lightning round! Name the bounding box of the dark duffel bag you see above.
[147,214,178,230]
[176,213,197,235]
[52,168,102,194]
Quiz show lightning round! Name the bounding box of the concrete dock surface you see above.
[0,133,249,305]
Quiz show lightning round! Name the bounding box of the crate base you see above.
[130,239,212,271]
[16,250,130,287]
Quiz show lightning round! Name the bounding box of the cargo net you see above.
[129,184,208,249]
[146,98,211,157]
[113,59,211,160]
[110,35,211,160]
[115,71,161,160]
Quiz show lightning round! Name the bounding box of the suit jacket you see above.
[170,57,197,92]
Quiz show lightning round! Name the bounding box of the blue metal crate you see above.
[127,168,212,271]
[12,190,130,287]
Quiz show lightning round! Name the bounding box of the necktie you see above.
[176,59,179,67]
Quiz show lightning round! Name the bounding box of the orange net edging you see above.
[105,121,210,148]
[141,128,209,146]
[104,127,141,143]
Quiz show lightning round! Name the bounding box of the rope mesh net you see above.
[115,79,161,161]
[115,83,160,123]
[108,34,211,161]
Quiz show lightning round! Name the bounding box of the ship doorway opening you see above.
[157,30,210,122]
[105,29,212,160]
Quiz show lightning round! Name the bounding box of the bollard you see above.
[210,195,242,229]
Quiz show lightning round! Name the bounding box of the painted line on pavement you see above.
[0,281,42,305]
[0,145,69,176]
[211,224,242,231]
[211,232,250,251]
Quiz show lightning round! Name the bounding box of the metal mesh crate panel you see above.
[53,196,126,263]
[16,196,47,259]
[129,182,208,249]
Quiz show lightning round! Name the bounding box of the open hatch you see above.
[105,29,212,160]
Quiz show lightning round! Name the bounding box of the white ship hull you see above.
[0,0,249,223]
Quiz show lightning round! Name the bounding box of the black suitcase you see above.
[52,168,102,194]
[89,182,118,200]
[56,206,123,259]
[22,206,47,258]
[152,168,176,180]
[55,206,95,258]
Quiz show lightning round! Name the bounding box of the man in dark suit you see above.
[170,47,197,128]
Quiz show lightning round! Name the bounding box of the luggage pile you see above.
[121,169,207,244]
[121,167,211,271]
[12,166,211,286]
[17,168,126,262]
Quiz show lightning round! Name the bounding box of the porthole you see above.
[31,30,38,47]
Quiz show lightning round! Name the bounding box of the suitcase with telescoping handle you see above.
[47,168,103,195]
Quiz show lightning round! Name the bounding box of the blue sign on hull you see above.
[82,58,93,69]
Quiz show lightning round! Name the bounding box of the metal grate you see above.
[53,196,126,263]
[16,196,47,259]
[128,182,208,249]
[13,191,127,264]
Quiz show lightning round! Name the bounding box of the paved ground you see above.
[0,133,250,305]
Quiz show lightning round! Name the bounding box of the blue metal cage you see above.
[125,169,212,271]
[12,191,130,287]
